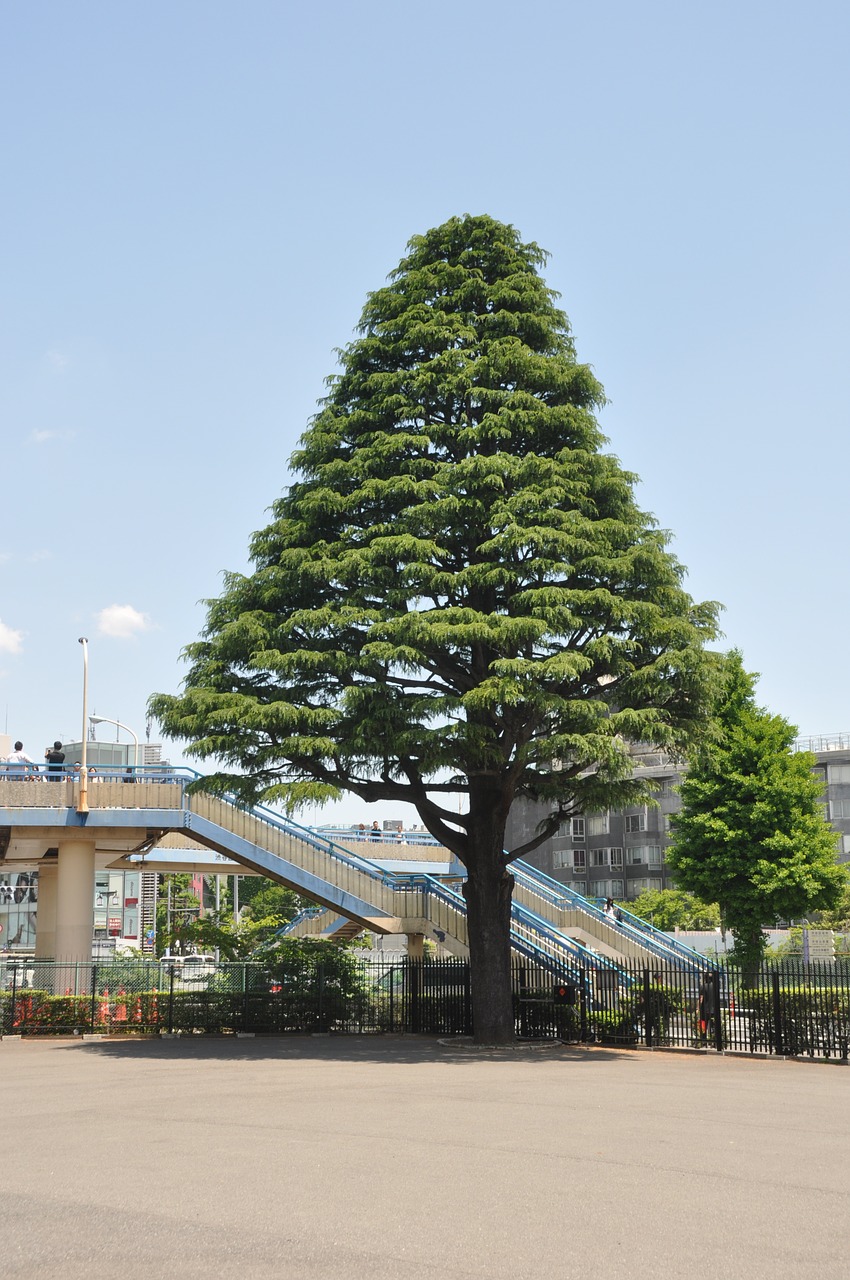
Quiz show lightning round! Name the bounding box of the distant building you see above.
[505,733,850,901]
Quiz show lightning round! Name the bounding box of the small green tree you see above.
[812,869,850,930]
[667,653,844,976]
[174,911,291,960]
[238,879,303,923]
[155,874,201,956]
[151,214,718,1042]
[625,888,720,931]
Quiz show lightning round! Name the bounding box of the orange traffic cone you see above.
[114,987,127,1022]
[133,996,142,1023]
[98,988,110,1025]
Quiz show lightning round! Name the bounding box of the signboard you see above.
[803,928,835,963]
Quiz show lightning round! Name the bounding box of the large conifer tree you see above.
[151,215,718,1041]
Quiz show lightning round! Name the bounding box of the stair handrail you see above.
[512,858,709,967]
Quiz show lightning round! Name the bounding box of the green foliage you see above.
[238,881,303,923]
[739,984,850,1058]
[156,874,201,956]
[173,911,293,961]
[150,213,718,854]
[624,889,720,931]
[667,652,844,973]
[590,982,684,1044]
[811,868,850,930]
[149,213,719,1039]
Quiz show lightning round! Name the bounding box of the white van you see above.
[180,955,216,982]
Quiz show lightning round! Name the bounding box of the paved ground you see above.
[2,1036,848,1279]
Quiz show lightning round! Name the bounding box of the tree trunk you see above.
[462,797,515,1044]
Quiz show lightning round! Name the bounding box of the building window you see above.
[843,835,850,857]
[573,881,587,896]
[590,848,609,867]
[594,878,625,899]
[587,812,610,837]
[570,817,585,840]
[828,765,850,785]
[608,847,623,867]
[625,812,646,834]
[657,778,677,798]
[553,847,571,869]
[628,876,662,897]
[572,848,586,870]
[627,846,662,866]
[831,799,850,820]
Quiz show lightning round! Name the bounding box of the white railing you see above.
[793,733,850,754]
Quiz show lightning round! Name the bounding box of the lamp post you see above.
[88,715,141,772]
[77,638,89,814]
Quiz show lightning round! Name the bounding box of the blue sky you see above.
[2,1,848,822]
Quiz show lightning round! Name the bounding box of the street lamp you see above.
[77,638,89,814]
[89,715,141,771]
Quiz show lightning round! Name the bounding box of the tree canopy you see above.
[151,214,719,1040]
[666,653,844,971]
[624,888,720,932]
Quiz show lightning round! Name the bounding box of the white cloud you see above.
[46,350,70,373]
[0,620,24,654]
[31,429,76,445]
[96,604,152,639]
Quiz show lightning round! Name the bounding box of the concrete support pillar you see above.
[55,839,95,964]
[406,932,425,961]
[35,862,58,959]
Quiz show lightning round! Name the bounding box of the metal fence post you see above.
[579,965,588,1043]
[317,962,326,1032]
[712,969,723,1053]
[168,963,175,1034]
[643,969,653,1047]
[89,964,98,1033]
[771,970,784,1056]
[410,960,421,1035]
[9,961,17,1036]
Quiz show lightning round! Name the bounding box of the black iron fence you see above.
[2,955,849,1058]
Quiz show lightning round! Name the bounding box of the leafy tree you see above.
[150,214,718,1042]
[624,888,720,931]
[237,877,304,923]
[173,911,290,960]
[155,874,201,956]
[667,653,844,976]
[812,869,850,930]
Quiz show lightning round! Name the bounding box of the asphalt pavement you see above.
[2,1035,848,1279]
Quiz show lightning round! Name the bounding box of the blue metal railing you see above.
[510,857,708,967]
[0,764,699,973]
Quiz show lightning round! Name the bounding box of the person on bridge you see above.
[45,741,65,779]
[6,742,35,777]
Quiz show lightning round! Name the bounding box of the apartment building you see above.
[505,734,850,901]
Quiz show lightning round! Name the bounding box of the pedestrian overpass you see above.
[0,768,706,978]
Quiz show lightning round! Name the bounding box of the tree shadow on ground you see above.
[57,1033,636,1066]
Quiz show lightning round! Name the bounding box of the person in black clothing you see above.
[698,972,716,1043]
[45,741,65,779]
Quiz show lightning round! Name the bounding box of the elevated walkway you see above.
[0,768,705,974]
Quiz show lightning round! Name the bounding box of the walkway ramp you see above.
[0,767,705,974]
